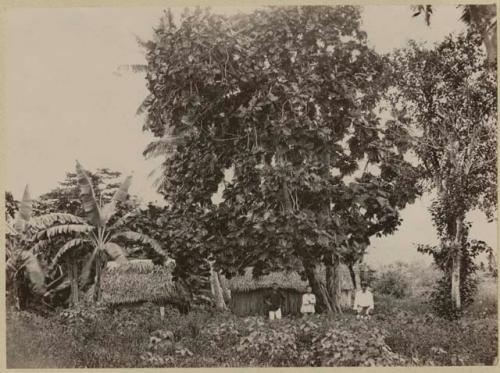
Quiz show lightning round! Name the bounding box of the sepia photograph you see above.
[3,3,498,368]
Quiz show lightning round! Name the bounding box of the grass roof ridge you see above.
[228,264,356,292]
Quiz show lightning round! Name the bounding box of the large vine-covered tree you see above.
[390,31,497,315]
[140,6,420,312]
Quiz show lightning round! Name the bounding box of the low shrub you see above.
[235,318,299,366]
[373,263,411,298]
[384,310,497,365]
[310,321,407,366]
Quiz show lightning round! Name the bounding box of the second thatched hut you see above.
[227,265,357,316]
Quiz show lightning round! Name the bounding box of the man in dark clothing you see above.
[265,283,285,320]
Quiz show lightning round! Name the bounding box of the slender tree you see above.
[390,32,496,313]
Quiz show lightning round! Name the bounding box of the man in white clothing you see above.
[353,282,374,319]
[300,286,316,316]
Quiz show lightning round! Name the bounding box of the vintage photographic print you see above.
[3,3,497,369]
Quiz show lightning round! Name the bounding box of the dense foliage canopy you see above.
[139,6,421,305]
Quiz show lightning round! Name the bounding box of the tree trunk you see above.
[484,29,497,65]
[348,262,357,289]
[304,261,327,313]
[209,261,227,311]
[451,216,464,310]
[218,273,232,305]
[93,253,102,302]
[69,261,79,307]
[325,255,343,314]
[320,149,342,314]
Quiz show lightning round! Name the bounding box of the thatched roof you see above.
[101,259,181,305]
[228,264,355,293]
[229,268,308,292]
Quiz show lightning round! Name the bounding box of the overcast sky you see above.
[4,5,496,267]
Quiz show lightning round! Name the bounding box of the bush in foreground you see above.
[6,296,497,368]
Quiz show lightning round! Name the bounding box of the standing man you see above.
[353,282,374,319]
[265,283,285,320]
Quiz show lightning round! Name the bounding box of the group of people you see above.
[265,282,374,320]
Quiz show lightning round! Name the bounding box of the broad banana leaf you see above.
[39,224,94,240]
[76,161,103,227]
[6,257,16,273]
[50,238,87,269]
[109,211,135,231]
[111,175,133,204]
[19,185,32,220]
[103,242,128,265]
[101,175,133,225]
[111,231,168,260]
[30,213,86,230]
[19,250,46,295]
[13,185,32,233]
[31,239,50,254]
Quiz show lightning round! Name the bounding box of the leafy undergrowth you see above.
[6,294,497,368]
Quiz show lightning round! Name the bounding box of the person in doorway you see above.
[353,282,374,319]
[300,286,316,316]
[265,283,285,320]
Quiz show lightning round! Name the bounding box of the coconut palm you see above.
[36,161,169,303]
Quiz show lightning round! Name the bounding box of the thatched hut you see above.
[228,265,356,316]
[101,259,189,313]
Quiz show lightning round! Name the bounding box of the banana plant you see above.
[36,161,168,303]
[6,185,83,309]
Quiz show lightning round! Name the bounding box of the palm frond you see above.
[111,231,168,260]
[143,137,182,159]
[134,34,155,50]
[76,160,103,227]
[136,95,152,116]
[103,242,128,265]
[411,5,432,26]
[40,224,94,240]
[50,238,88,268]
[30,213,86,229]
[114,64,148,77]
